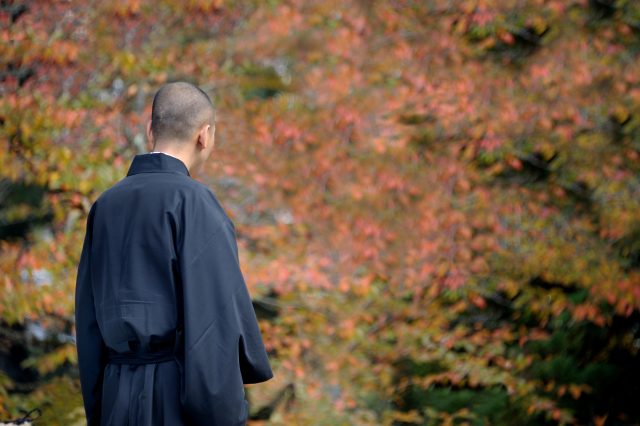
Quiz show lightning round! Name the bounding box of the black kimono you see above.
[75,152,274,426]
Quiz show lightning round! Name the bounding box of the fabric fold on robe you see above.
[75,202,108,426]
[178,195,274,424]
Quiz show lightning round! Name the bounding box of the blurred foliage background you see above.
[1,0,640,425]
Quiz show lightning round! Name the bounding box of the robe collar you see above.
[126,152,191,177]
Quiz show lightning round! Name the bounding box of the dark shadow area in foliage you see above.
[586,0,640,50]
[391,357,530,426]
[0,179,54,241]
[236,62,290,101]
[0,323,40,389]
[525,310,640,425]
[388,281,640,425]
[0,318,76,393]
[0,2,29,24]
[464,14,550,65]
[488,24,550,64]
[0,62,35,87]
[252,288,281,321]
[612,225,640,271]
[249,382,295,421]
[589,0,616,20]
[497,150,558,184]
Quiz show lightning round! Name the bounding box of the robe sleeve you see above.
[178,206,274,424]
[74,202,108,426]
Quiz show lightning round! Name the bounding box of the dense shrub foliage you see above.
[1,0,639,424]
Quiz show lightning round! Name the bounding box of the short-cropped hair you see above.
[151,81,216,143]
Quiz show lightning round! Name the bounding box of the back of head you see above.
[150,81,216,146]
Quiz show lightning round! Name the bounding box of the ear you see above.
[146,120,154,150]
[211,123,216,147]
[197,124,210,150]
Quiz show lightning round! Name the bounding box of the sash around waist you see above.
[107,347,176,365]
[107,334,181,365]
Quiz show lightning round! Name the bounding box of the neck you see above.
[151,146,195,173]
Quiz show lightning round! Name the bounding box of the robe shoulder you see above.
[175,179,234,264]
[94,173,233,265]
[97,173,219,208]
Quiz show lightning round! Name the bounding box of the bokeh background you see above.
[2,0,640,425]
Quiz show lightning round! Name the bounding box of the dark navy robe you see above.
[75,152,274,425]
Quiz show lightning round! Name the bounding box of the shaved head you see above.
[150,81,216,145]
